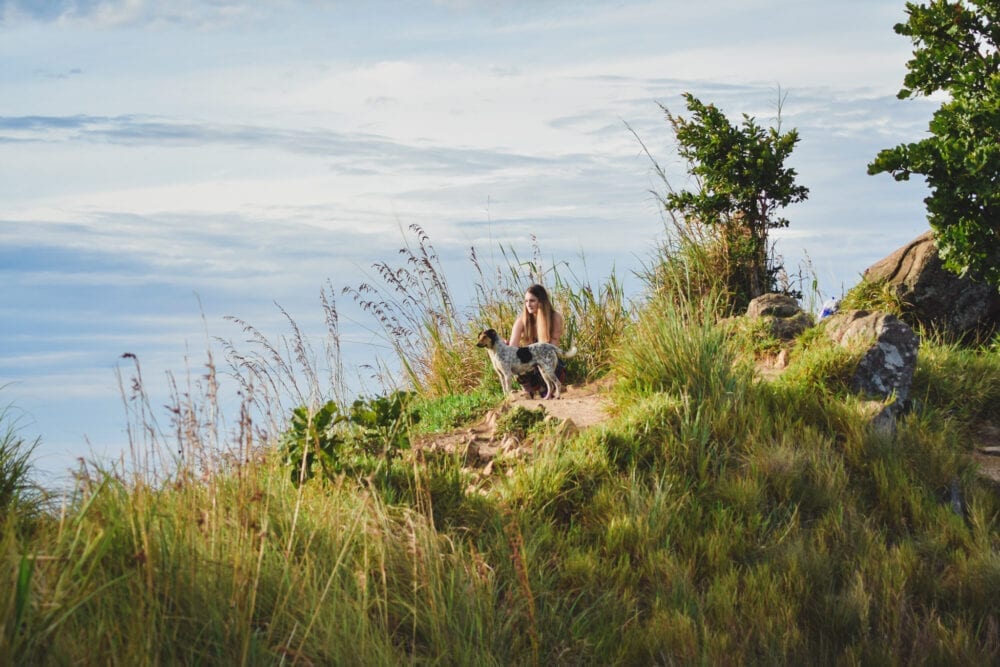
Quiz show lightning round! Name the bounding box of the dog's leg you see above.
[538,365,560,399]
[500,371,513,396]
[489,354,512,396]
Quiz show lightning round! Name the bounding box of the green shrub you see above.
[280,391,419,485]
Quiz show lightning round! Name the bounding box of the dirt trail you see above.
[414,381,613,470]
[504,380,612,429]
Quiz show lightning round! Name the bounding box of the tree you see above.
[868,0,1000,288]
[661,93,809,309]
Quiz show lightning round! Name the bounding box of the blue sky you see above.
[2,0,935,484]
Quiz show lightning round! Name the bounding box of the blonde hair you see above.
[520,284,556,345]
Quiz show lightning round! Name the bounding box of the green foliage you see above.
[349,391,418,454]
[723,310,785,358]
[774,329,862,397]
[911,335,1000,425]
[661,93,809,309]
[840,276,910,317]
[551,265,632,383]
[868,0,1000,287]
[0,404,43,525]
[280,391,419,485]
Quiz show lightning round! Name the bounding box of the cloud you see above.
[0,0,259,28]
[0,113,557,173]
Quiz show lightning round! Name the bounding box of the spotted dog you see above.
[476,328,577,399]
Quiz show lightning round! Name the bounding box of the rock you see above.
[863,231,1000,341]
[870,404,899,439]
[747,293,801,318]
[949,477,965,517]
[746,293,815,340]
[824,309,920,404]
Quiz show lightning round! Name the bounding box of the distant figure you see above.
[820,297,840,320]
[509,284,568,398]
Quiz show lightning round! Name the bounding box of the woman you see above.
[509,284,568,397]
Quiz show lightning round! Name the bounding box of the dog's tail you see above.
[558,345,578,359]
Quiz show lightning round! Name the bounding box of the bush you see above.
[280,391,419,485]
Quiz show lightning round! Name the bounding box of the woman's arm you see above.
[509,316,525,347]
[550,311,564,344]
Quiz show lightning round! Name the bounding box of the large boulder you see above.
[746,293,814,340]
[824,309,920,405]
[863,231,1000,341]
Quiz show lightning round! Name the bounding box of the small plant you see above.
[280,400,348,484]
[280,391,419,484]
[839,277,909,317]
[495,405,547,440]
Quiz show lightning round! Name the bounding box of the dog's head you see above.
[476,328,500,349]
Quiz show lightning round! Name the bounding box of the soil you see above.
[505,378,613,429]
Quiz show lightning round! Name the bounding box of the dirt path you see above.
[414,381,613,470]
[504,380,612,429]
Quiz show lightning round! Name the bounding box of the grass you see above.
[3,225,1000,664]
[0,403,46,530]
[410,390,499,436]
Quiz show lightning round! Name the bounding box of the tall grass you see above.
[3,213,1000,663]
[345,224,631,397]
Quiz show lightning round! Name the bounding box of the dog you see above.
[476,328,577,399]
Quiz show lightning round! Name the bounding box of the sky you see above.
[1,0,937,486]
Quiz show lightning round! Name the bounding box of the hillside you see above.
[419,372,1000,488]
[4,261,1000,664]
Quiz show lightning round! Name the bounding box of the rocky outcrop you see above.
[824,309,921,436]
[863,231,1000,341]
[746,293,814,340]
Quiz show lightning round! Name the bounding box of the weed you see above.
[840,277,909,317]
[494,405,547,441]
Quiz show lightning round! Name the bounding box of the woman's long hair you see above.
[520,284,555,345]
